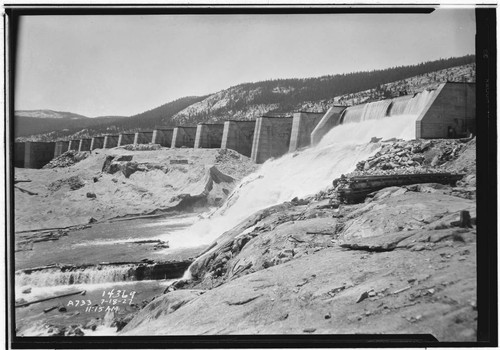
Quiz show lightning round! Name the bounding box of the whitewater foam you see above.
[158,112,423,250]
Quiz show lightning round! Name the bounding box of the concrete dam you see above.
[14,82,475,169]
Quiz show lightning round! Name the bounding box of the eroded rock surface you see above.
[123,185,477,340]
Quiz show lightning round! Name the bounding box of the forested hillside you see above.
[171,55,475,124]
[16,55,475,141]
[16,96,206,142]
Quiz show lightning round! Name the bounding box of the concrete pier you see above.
[90,137,105,150]
[14,142,25,168]
[152,128,174,147]
[69,140,80,151]
[103,135,119,149]
[416,82,475,139]
[289,112,325,152]
[194,123,224,148]
[54,141,70,157]
[78,139,92,152]
[251,116,294,164]
[171,127,197,148]
[134,131,154,145]
[221,120,256,157]
[24,142,56,169]
[310,106,347,146]
[118,133,135,147]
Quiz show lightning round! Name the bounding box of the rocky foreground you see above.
[121,138,477,340]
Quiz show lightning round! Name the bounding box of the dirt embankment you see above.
[122,138,477,340]
[14,148,258,232]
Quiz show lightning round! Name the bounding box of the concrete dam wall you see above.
[172,127,197,148]
[69,140,80,151]
[134,132,154,145]
[13,82,475,168]
[152,129,173,147]
[54,141,69,158]
[14,142,25,168]
[251,116,294,164]
[103,135,119,149]
[221,120,255,158]
[118,133,135,147]
[78,139,92,152]
[24,142,56,169]
[416,82,475,138]
[194,124,224,148]
[91,137,105,150]
[310,106,347,146]
[289,112,325,152]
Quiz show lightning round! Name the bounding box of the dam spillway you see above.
[312,82,475,145]
[176,81,476,250]
[12,82,475,168]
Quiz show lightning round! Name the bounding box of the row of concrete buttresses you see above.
[14,82,476,169]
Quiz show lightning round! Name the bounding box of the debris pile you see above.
[353,139,470,176]
[43,151,89,169]
[47,175,85,192]
[312,138,475,203]
[121,144,162,151]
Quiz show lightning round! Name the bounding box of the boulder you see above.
[48,325,66,336]
[122,162,139,178]
[84,318,101,331]
[116,155,133,162]
[101,155,115,172]
[48,175,85,192]
[112,313,136,332]
[66,325,84,336]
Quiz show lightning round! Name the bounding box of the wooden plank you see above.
[338,173,465,204]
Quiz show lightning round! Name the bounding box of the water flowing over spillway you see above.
[163,110,427,249]
[387,90,437,117]
[342,99,392,124]
[341,89,437,124]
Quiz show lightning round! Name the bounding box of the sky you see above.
[14,8,476,118]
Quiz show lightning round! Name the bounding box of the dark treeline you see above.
[236,55,476,111]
